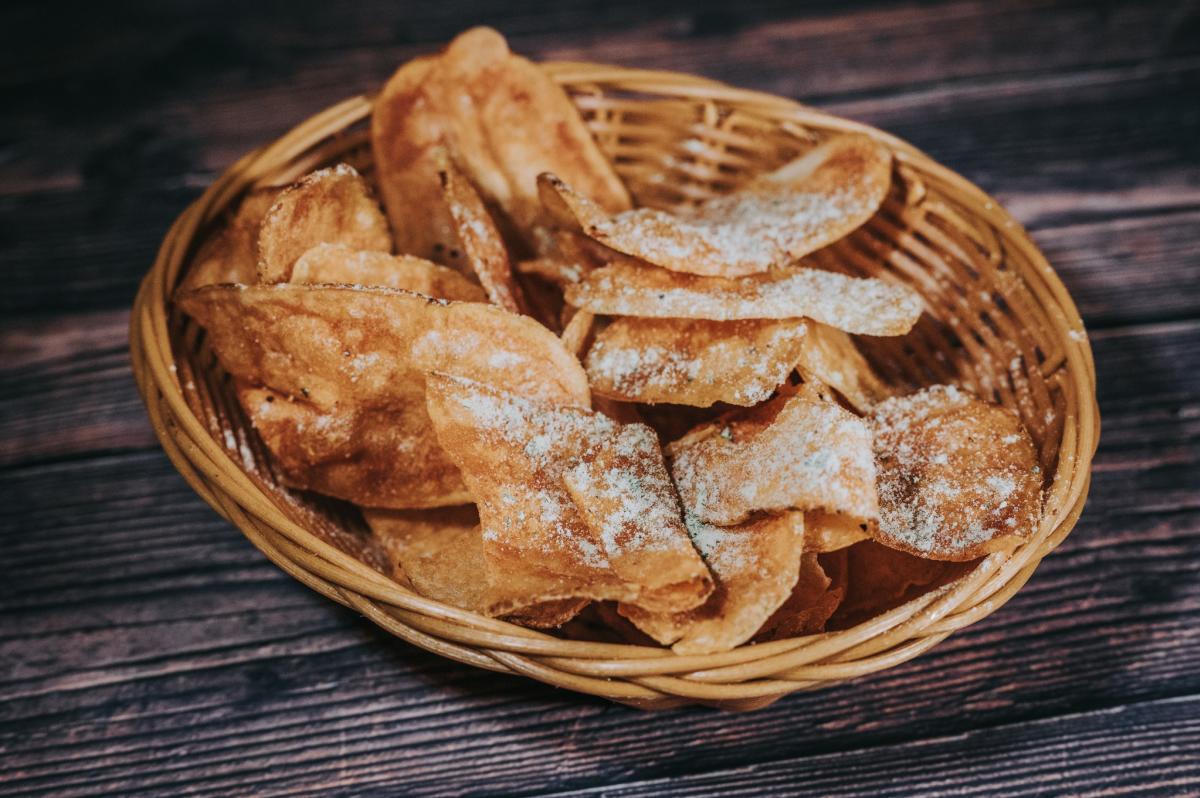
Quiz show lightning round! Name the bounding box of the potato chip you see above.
[754,551,841,640]
[238,383,470,507]
[669,391,877,526]
[563,424,713,613]
[872,385,1042,561]
[831,540,968,627]
[425,373,710,617]
[291,243,486,301]
[618,511,803,654]
[257,164,392,283]
[437,151,529,314]
[181,187,280,290]
[177,284,589,507]
[794,321,893,413]
[538,134,890,277]
[804,510,870,553]
[564,257,923,336]
[371,28,629,264]
[585,317,808,407]
[365,506,586,627]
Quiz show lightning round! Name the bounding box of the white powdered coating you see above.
[567,262,923,337]
[671,395,878,526]
[684,513,754,574]
[871,384,1041,559]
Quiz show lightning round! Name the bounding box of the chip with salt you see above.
[364,506,586,627]
[668,391,878,526]
[585,317,809,408]
[872,385,1042,561]
[831,540,968,628]
[537,134,891,277]
[564,257,923,336]
[437,151,529,314]
[619,511,802,654]
[257,164,392,283]
[291,243,486,301]
[371,27,630,264]
[794,321,894,413]
[181,187,280,290]
[425,373,711,619]
[177,284,589,507]
[804,510,871,553]
[755,551,842,640]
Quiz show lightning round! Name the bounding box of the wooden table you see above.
[3,1,1198,795]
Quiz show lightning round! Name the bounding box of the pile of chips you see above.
[178,28,1043,654]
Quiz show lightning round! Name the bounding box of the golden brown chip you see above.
[437,151,529,314]
[425,373,709,618]
[365,506,585,627]
[585,317,808,407]
[831,540,968,627]
[181,187,280,290]
[177,284,589,507]
[804,510,871,553]
[871,385,1042,561]
[794,322,894,413]
[619,511,803,654]
[564,257,923,336]
[257,164,392,283]
[563,424,713,613]
[291,243,486,301]
[668,391,877,526]
[754,551,841,640]
[238,383,470,508]
[371,28,630,264]
[538,134,891,277]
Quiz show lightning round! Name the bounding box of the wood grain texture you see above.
[2,0,1198,795]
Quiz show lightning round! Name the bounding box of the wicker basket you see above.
[130,62,1099,711]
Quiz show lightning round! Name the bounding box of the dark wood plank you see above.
[1,320,1196,796]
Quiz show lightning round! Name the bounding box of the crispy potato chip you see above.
[538,134,891,277]
[238,383,470,507]
[291,243,486,301]
[564,258,923,336]
[178,284,589,507]
[585,317,808,407]
[669,391,877,526]
[563,424,713,613]
[560,309,596,358]
[365,506,586,627]
[371,28,629,263]
[795,322,894,413]
[755,551,841,640]
[437,151,529,314]
[425,373,710,617]
[831,540,970,627]
[181,187,280,290]
[619,511,803,654]
[257,165,392,283]
[872,385,1042,561]
[804,510,871,553]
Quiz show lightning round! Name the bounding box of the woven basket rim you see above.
[129,60,1100,710]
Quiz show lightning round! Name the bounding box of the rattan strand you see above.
[129,62,1098,710]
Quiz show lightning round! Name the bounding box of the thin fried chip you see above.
[669,392,877,526]
[563,424,713,613]
[755,551,841,640]
[371,28,630,264]
[831,540,967,627]
[365,506,585,627]
[538,134,891,277]
[291,243,486,301]
[565,257,923,336]
[437,151,529,314]
[177,284,589,507]
[585,317,808,407]
[425,373,710,617]
[871,385,1042,561]
[619,511,802,654]
[804,510,871,553]
[257,164,392,283]
[795,322,894,413]
[181,187,280,290]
